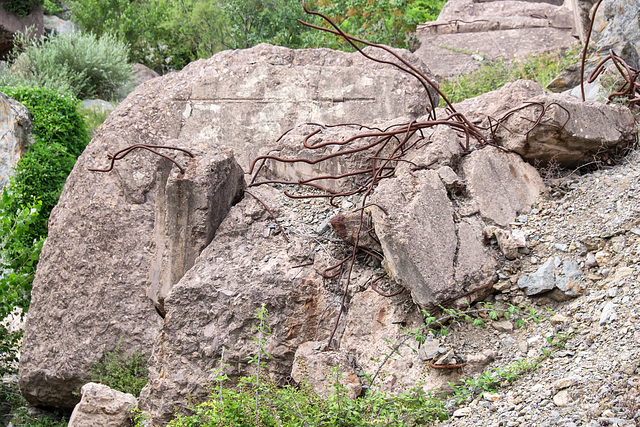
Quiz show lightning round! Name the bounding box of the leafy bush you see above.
[169,377,448,427]
[0,86,89,376]
[69,0,448,73]
[2,0,43,17]
[88,348,148,397]
[1,30,133,100]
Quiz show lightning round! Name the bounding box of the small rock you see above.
[553,390,571,407]
[315,218,331,235]
[621,360,639,376]
[595,251,611,266]
[419,339,444,361]
[611,236,625,254]
[437,165,461,187]
[555,243,569,252]
[492,320,513,333]
[550,314,570,325]
[518,258,556,295]
[68,383,137,427]
[599,301,618,325]
[555,259,583,298]
[586,253,597,268]
[553,376,579,390]
[483,392,502,402]
[434,349,456,365]
[453,407,473,417]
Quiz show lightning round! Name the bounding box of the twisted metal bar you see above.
[88,144,194,174]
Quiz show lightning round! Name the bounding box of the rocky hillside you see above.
[431,150,640,426]
[7,0,640,426]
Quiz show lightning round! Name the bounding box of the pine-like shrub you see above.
[1,30,133,100]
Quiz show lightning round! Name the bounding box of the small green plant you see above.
[88,347,149,397]
[169,305,449,426]
[449,358,539,404]
[169,377,448,426]
[130,407,149,427]
[440,47,583,104]
[1,29,133,100]
[43,0,63,15]
[8,408,68,427]
[78,105,112,137]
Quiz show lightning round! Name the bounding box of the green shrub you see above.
[88,348,148,397]
[69,0,448,73]
[3,86,90,157]
[1,30,133,100]
[43,0,63,15]
[169,304,448,426]
[169,377,447,427]
[0,87,89,375]
[2,0,43,17]
[440,47,583,104]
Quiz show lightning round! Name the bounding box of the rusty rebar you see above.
[580,0,604,102]
[88,144,194,174]
[244,190,289,243]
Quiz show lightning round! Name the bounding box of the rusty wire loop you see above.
[488,101,572,144]
[587,49,640,106]
[88,144,194,174]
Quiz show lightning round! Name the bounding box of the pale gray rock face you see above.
[494,92,638,167]
[0,91,31,188]
[415,0,577,79]
[19,139,244,409]
[291,341,362,400]
[460,147,544,228]
[68,383,137,427]
[178,43,436,171]
[371,143,542,310]
[371,169,458,308]
[19,42,432,410]
[591,0,640,68]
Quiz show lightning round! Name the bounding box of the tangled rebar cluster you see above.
[88,0,638,351]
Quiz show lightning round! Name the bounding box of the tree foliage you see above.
[69,0,447,73]
[2,0,43,17]
[0,87,89,375]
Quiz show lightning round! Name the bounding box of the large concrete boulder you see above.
[19,139,245,409]
[415,0,577,79]
[370,143,542,310]
[494,92,638,167]
[68,383,137,427]
[20,43,432,411]
[0,91,31,187]
[178,43,436,170]
[138,185,349,424]
[459,147,544,227]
